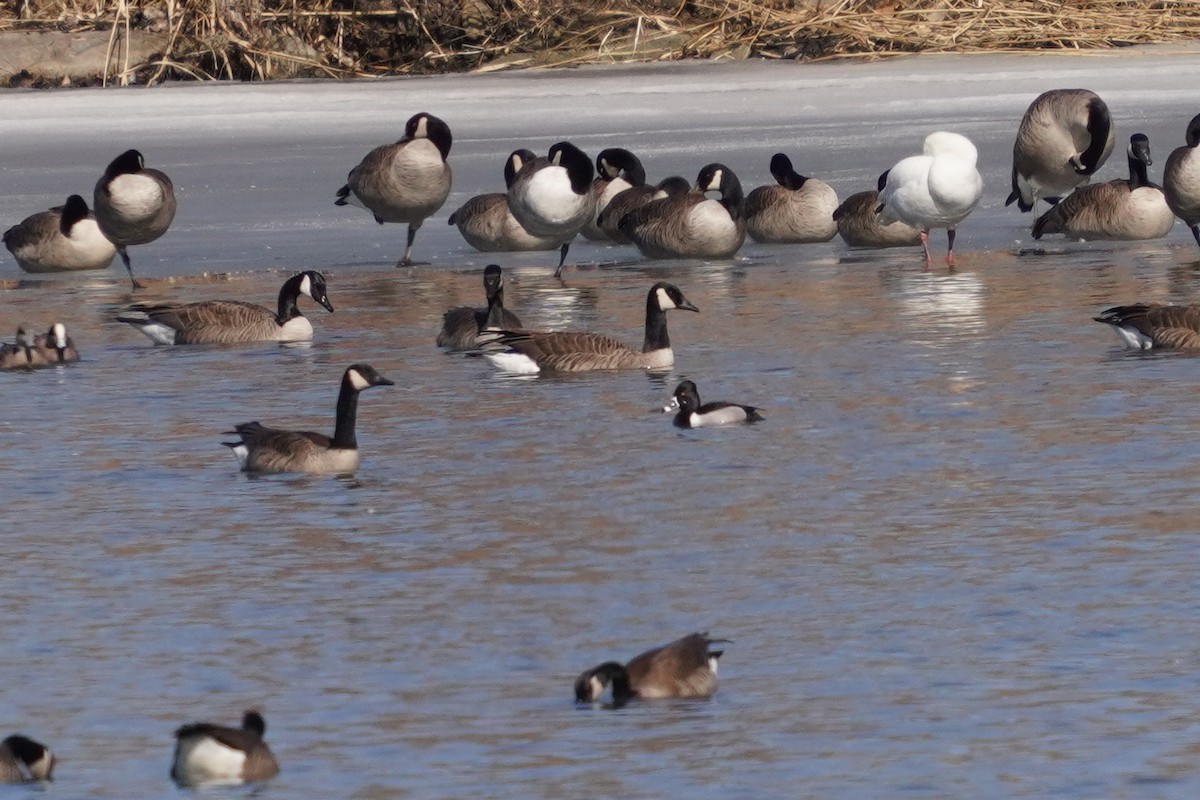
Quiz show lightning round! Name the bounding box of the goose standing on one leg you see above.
[744,153,838,244]
[448,149,563,255]
[4,194,117,273]
[1032,133,1174,241]
[581,147,646,241]
[170,710,279,787]
[223,363,393,475]
[481,281,698,374]
[1006,88,1115,213]
[1164,112,1200,248]
[619,163,746,259]
[336,111,452,267]
[506,141,595,278]
[437,264,523,351]
[117,270,333,345]
[876,131,983,267]
[93,149,176,289]
[574,633,727,707]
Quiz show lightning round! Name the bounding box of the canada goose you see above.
[619,163,746,259]
[1006,89,1115,212]
[744,153,839,243]
[171,710,279,787]
[437,264,523,351]
[1092,303,1200,350]
[3,194,117,273]
[667,380,763,428]
[481,282,698,374]
[93,149,176,289]
[0,325,36,369]
[33,322,79,364]
[877,131,983,266]
[1164,112,1200,247]
[223,363,393,475]
[336,111,452,267]
[581,147,646,241]
[0,735,54,783]
[448,149,563,257]
[506,141,596,278]
[597,175,691,244]
[833,177,922,249]
[1032,133,1174,241]
[574,632,726,707]
[117,270,333,345]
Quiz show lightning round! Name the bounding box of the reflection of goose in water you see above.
[891,270,986,340]
[499,266,601,331]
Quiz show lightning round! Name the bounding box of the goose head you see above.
[104,149,145,178]
[295,270,334,313]
[504,149,539,189]
[650,282,699,313]
[574,662,632,704]
[482,264,504,300]
[769,153,808,190]
[548,141,594,195]
[59,195,91,236]
[2,735,54,781]
[403,112,452,159]
[596,148,646,186]
[695,163,744,218]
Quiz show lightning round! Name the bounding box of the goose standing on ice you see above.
[93,149,176,288]
[506,141,595,278]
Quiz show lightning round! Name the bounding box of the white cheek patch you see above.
[298,273,312,298]
[590,675,605,701]
[52,323,67,348]
[656,287,673,310]
[511,154,526,173]
[348,369,372,390]
[705,169,724,192]
[415,116,429,139]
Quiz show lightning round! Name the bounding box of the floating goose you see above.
[480,282,698,374]
[619,163,745,259]
[581,147,646,241]
[877,131,983,267]
[0,735,54,783]
[574,633,727,707]
[0,325,36,370]
[745,153,838,243]
[3,194,117,273]
[506,141,596,278]
[93,149,176,289]
[1093,303,1200,350]
[447,149,562,257]
[33,322,79,364]
[1006,89,1115,212]
[437,264,523,351]
[1032,133,1174,241]
[223,363,393,475]
[336,111,452,266]
[597,175,691,244]
[117,270,333,345]
[667,380,763,428]
[171,710,279,787]
[1164,112,1200,247]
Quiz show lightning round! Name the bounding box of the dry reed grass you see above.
[4,1,1200,85]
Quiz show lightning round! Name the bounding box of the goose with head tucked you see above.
[833,170,923,249]
[574,633,727,707]
[224,363,392,475]
[448,149,563,257]
[117,270,333,345]
[667,380,763,428]
[597,175,692,244]
[619,163,745,259]
[4,194,117,273]
[93,149,176,289]
[33,322,79,364]
[876,131,983,267]
[1092,303,1200,350]
[336,111,453,267]
[437,264,523,351]
[0,735,54,783]
[1164,112,1200,247]
[1006,88,1115,213]
[481,281,698,374]
[170,710,279,787]
[581,147,646,241]
[745,153,839,243]
[506,141,596,278]
[1032,133,1174,241]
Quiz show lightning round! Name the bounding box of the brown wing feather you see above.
[624,633,718,699]
[1034,180,1129,238]
[137,300,281,344]
[1140,304,1200,348]
[504,331,643,372]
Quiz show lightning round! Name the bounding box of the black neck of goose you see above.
[276,278,303,325]
[332,376,361,450]
[643,292,671,352]
[609,669,635,707]
[483,287,507,329]
[1128,152,1151,189]
[721,181,745,220]
[1078,99,1112,174]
